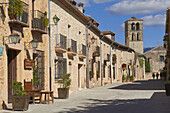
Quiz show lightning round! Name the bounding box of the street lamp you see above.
[53,15,60,25]
[9,33,20,44]
[91,36,96,44]
[31,40,39,49]
[53,15,60,47]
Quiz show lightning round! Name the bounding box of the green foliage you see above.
[12,81,26,96]
[33,65,39,86]
[57,73,71,89]
[96,71,100,77]
[145,59,150,72]
[122,75,125,81]
[126,75,131,81]
[8,0,23,17]
[130,76,134,81]
[45,18,49,27]
[112,54,117,60]
[138,57,144,67]
[41,16,49,27]
[160,71,167,78]
[89,71,94,78]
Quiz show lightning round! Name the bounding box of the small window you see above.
[136,23,140,30]
[132,33,134,41]
[137,33,139,41]
[132,23,135,30]
[160,56,164,62]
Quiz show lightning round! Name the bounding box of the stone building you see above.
[165,7,170,81]
[0,0,49,108]
[0,0,146,109]
[125,17,143,54]
[144,46,166,74]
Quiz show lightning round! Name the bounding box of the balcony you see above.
[67,39,77,57]
[31,10,47,34]
[8,2,29,27]
[78,44,86,59]
[93,46,100,57]
[55,34,67,54]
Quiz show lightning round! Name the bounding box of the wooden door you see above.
[78,65,81,88]
[8,50,17,103]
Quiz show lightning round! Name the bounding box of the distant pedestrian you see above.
[156,72,159,79]
[152,73,155,79]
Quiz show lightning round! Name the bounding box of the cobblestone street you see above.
[1,79,170,113]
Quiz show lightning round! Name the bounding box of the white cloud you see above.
[106,0,170,15]
[141,14,166,26]
[93,0,116,4]
[74,0,91,7]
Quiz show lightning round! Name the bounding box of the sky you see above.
[74,0,169,48]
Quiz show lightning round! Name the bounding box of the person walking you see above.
[152,73,155,79]
[156,72,159,79]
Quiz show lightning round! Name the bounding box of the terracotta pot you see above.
[12,95,30,111]
[58,88,69,99]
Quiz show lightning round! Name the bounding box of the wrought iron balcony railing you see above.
[31,10,47,34]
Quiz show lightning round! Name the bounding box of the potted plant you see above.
[12,81,29,111]
[126,75,130,82]
[160,70,167,80]
[8,0,23,20]
[57,73,71,99]
[122,75,126,83]
[130,76,134,82]
[165,82,170,96]
[89,71,94,79]
[96,71,100,79]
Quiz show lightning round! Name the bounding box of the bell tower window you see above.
[132,23,135,30]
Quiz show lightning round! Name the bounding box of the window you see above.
[132,33,134,41]
[33,51,45,90]
[160,56,164,62]
[131,23,135,30]
[136,23,140,30]
[137,33,139,41]
[71,39,77,52]
[56,57,67,79]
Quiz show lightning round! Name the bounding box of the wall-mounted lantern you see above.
[53,15,60,25]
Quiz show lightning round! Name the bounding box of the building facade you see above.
[144,46,166,74]
[0,0,49,107]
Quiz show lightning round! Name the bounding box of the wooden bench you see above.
[40,91,54,104]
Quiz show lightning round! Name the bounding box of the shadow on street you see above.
[58,92,170,113]
[56,80,170,113]
[109,79,165,90]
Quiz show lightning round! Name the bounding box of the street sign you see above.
[0,46,3,56]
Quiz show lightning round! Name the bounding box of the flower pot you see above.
[165,84,170,96]
[58,88,69,99]
[12,95,30,111]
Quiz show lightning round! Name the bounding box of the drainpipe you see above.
[86,21,92,88]
[110,42,114,84]
[48,0,52,91]
[100,34,105,86]
[115,45,119,81]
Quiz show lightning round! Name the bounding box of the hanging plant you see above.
[45,18,49,27]
[8,0,23,19]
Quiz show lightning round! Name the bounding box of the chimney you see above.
[77,2,85,13]
[69,0,77,6]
